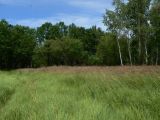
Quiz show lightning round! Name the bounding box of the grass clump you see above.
[0,87,15,108]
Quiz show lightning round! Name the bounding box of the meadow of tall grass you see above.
[0,66,160,120]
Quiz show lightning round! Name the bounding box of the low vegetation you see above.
[0,66,160,120]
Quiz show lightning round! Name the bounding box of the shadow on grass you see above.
[0,87,15,109]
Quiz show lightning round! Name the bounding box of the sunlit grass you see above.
[0,68,160,120]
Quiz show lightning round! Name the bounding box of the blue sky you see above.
[0,0,113,29]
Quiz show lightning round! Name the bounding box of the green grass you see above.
[0,69,160,120]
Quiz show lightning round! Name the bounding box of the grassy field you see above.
[0,66,160,120]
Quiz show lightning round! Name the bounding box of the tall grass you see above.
[0,69,160,120]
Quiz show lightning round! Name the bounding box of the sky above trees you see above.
[0,0,113,29]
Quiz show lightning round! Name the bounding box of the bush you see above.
[96,34,119,65]
[32,37,86,66]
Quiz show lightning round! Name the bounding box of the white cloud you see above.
[9,14,106,30]
[68,0,113,12]
[0,0,113,11]
[1,0,110,30]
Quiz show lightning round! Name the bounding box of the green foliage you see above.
[62,38,85,65]
[32,47,47,67]
[33,38,85,66]
[149,1,160,64]
[97,34,119,65]
[11,25,36,68]
[0,20,36,69]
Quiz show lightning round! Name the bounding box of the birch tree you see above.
[103,0,124,66]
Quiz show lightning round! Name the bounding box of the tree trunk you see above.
[156,47,159,65]
[138,17,141,64]
[145,40,148,65]
[127,33,132,66]
[138,16,145,65]
[116,32,123,66]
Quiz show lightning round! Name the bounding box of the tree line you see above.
[0,0,159,69]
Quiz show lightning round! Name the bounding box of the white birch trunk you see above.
[117,31,123,66]
[127,32,132,66]
[145,40,148,65]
